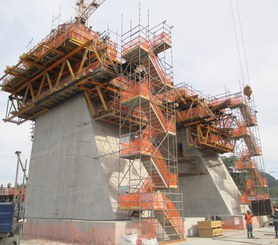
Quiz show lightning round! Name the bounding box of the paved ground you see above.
[21,241,69,245]
[185,227,278,245]
[21,227,278,245]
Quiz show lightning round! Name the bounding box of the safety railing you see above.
[119,192,184,238]
[122,37,150,55]
[176,106,208,123]
[149,52,173,86]
[232,123,251,139]
[235,159,256,170]
[151,32,171,51]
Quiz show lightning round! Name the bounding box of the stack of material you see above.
[197,221,223,237]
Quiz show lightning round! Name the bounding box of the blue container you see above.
[0,203,14,234]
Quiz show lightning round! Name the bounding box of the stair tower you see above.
[208,89,269,205]
[117,22,184,241]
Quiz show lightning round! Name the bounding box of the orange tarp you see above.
[240,193,270,204]
[122,37,149,55]
[121,139,153,157]
[176,106,208,122]
[235,160,255,170]
[119,193,184,235]
[151,32,171,49]
[120,127,177,188]
[0,187,26,196]
[119,193,164,210]
[121,82,150,103]
[232,125,250,138]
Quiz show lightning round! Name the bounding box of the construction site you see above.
[0,0,275,244]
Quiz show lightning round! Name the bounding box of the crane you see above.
[75,0,106,25]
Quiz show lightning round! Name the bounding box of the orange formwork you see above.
[186,124,234,153]
[176,106,209,123]
[1,21,122,124]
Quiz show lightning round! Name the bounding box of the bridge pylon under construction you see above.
[0,4,270,244]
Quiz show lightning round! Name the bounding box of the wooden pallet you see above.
[199,228,223,237]
[197,221,223,237]
[197,221,222,229]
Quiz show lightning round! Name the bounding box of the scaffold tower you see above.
[117,22,184,241]
[208,88,269,205]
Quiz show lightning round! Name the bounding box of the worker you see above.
[271,206,278,238]
[21,193,25,202]
[244,210,254,238]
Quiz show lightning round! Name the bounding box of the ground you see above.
[21,227,278,245]
[21,241,69,245]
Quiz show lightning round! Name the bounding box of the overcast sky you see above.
[0,0,278,184]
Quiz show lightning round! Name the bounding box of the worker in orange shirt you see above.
[244,210,254,238]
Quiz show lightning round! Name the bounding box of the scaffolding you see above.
[176,84,235,154]
[0,13,185,241]
[174,82,269,205]
[0,2,271,241]
[1,22,121,124]
[117,22,184,241]
[208,90,269,204]
[232,93,268,204]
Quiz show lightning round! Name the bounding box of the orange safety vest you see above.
[245,214,253,224]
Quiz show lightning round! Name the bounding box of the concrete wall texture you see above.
[23,95,242,242]
[178,129,241,217]
[25,95,127,222]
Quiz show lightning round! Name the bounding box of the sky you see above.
[0,0,277,184]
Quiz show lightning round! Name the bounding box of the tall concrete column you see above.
[23,95,129,242]
[177,129,241,217]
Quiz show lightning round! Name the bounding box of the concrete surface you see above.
[26,95,117,221]
[0,235,20,245]
[183,217,205,236]
[177,129,241,216]
[185,227,278,245]
[23,93,246,243]
[20,227,278,244]
[23,95,132,242]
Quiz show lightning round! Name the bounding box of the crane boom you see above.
[75,0,106,25]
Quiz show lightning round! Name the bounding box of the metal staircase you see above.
[118,22,184,241]
[208,92,268,204]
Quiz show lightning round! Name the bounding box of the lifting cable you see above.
[230,1,269,207]
[229,0,251,85]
